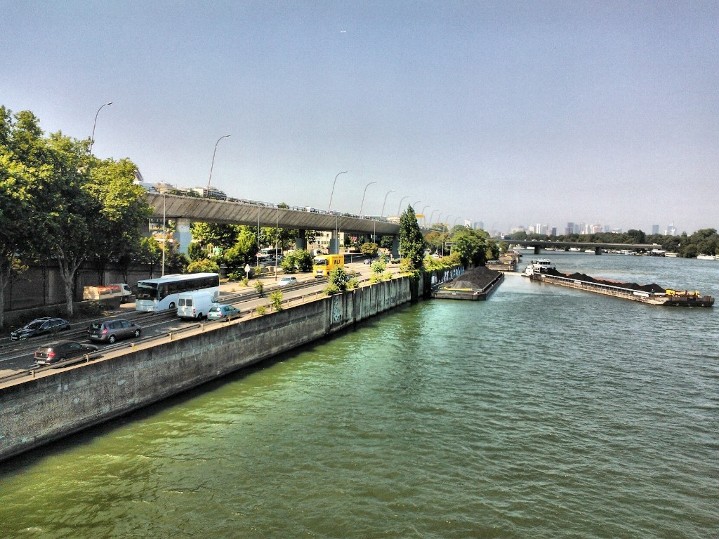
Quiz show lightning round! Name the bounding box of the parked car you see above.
[34,341,100,366]
[88,319,142,343]
[207,304,240,320]
[10,317,70,341]
[278,276,297,287]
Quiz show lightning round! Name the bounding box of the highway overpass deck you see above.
[147,193,400,235]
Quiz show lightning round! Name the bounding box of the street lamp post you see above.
[328,170,348,212]
[421,205,430,225]
[396,196,410,217]
[359,181,377,217]
[161,193,166,277]
[428,209,438,225]
[381,190,394,217]
[89,101,112,154]
[328,171,348,254]
[207,134,231,191]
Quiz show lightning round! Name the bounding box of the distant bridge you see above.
[509,239,660,255]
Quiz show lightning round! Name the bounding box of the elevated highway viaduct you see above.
[146,193,400,254]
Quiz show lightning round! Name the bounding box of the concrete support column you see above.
[175,218,192,254]
[391,236,400,258]
[329,231,339,255]
[534,246,540,255]
[295,230,307,251]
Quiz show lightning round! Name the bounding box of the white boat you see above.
[522,259,556,277]
[696,254,716,260]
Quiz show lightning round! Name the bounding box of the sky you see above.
[1,1,717,235]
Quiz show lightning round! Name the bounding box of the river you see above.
[1,252,717,538]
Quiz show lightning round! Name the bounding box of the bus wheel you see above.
[169,302,176,310]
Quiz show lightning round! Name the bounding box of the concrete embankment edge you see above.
[0,276,414,463]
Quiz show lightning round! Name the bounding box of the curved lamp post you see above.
[413,200,421,209]
[359,181,376,217]
[381,189,394,217]
[89,101,112,154]
[207,134,231,190]
[428,209,438,225]
[421,205,430,225]
[396,196,409,217]
[328,170,348,212]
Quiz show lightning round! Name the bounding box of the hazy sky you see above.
[2,1,717,234]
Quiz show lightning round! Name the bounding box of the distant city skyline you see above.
[1,2,716,235]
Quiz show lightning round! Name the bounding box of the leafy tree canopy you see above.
[399,205,425,272]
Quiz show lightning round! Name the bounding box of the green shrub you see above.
[270,290,283,311]
[371,260,386,274]
[346,277,359,290]
[256,305,267,315]
[254,280,264,296]
[324,283,340,295]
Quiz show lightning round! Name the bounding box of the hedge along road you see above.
[0,261,399,380]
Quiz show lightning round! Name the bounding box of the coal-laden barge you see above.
[527,264,714,307]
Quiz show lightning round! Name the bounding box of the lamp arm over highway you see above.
[328,170,348,212]
[381,189,394,217]
[396,196,409,217]
[359,181,377,217]
[89,101,112,154]
[207,134,231,190]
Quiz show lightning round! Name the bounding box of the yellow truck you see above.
[313,254,344,278]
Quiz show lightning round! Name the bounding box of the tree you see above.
[187,258,220,274]
[399,205,425,272]
[86,157,150,282]
[222,226,258,275]
[450,228,492,267]
[35,132,98,316]
[191,222,239,255]
[0,107,44,327]
[360,242,379,258]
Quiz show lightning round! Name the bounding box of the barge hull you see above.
[532,274,714,307]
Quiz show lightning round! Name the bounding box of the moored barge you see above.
[530,269,714,307]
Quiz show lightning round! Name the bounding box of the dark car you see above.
[88,319,142,344]
[10,317,70,341]
[34,340,100,366]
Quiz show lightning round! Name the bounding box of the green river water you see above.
[1,252,717,538]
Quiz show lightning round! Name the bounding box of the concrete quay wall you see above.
[0,277,414,463]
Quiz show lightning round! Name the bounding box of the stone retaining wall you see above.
[0,276,414,463]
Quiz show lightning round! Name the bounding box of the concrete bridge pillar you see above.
[392,236,400,258]
[534,246,541,255]
[295,230,307,251]
[175,218,192,254]
[329,231,339,254]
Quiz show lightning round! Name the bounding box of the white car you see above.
[278,276,298,287]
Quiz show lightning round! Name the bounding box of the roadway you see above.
[0,261,394,383]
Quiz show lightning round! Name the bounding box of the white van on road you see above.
[177,291,218,319]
